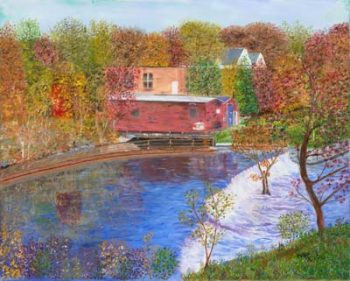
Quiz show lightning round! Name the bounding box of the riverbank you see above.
[179,152,350,274]
[0,143,214,187]
[185,223,350,280]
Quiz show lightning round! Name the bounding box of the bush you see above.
[277,211,309,241]
[151,247,178,280]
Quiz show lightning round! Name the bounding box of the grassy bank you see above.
[185,224,350,280]
[215,129,233,144]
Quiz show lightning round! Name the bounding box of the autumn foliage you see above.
[221,22,288,66]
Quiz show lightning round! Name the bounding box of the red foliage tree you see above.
[285,23,350,236]
[252,64,281,114]
[162,27,187,66]
[220,25,246,47]
[34,36,59,67]
[104,66,140,124]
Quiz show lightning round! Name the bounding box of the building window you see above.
[143,73,153,90]
[131,108,140,118]
[189,107,198,118]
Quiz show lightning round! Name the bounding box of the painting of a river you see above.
[1,0,349,280]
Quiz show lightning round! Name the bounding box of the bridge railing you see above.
[128,138,214,150]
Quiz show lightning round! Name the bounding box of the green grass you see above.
[184,224,350,280]
[215,129,233,144]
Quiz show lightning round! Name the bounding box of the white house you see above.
[218,48,266,68]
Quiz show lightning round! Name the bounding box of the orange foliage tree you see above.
[232,124,285,195]
[0,24,27,122]
[111,27,145,66]
[140,32,170,67]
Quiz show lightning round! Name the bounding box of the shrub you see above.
[277,211,309,241]
[151,247,177,280]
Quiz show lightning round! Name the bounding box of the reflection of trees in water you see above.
[134,156,192,182]
[56,191,82,225]
[133,152,240,183]
[0,161,146,243]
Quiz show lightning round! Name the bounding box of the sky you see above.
[0,0,348,32]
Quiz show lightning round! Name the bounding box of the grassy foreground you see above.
[184,224,350,280]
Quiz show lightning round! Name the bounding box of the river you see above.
[0,149,348,280]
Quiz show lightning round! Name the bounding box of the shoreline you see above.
[0,146,214,187]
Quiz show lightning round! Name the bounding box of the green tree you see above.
[179,184,233,269]
[87,20,114,143]
[277,211,309,241]
[234,65,258,115]
[186,59,222,96]
[180,21,223,64]
[282,21,312,57]
[51,18,90,73]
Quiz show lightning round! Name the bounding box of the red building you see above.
[113,94,239,135]
[135,67,187,95]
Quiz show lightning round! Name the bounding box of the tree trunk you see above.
[299,129,325,236]
[261,176,271,195]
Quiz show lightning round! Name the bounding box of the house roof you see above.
[248,52,262,64]
[221,48,246,65]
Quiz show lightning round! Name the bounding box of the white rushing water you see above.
[179,152,350,274]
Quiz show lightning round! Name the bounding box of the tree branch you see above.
[321,184,347,206]
[311,165,347,185]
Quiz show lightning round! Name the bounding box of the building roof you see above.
[248,52,262,64]
[110,94,232,103]
[221,48,246,65]
[134,94,216,103]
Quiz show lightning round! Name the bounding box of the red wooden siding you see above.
[113,96,238,134]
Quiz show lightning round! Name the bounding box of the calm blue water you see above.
[0,149,253,275]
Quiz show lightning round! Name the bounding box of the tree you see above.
[51,18,90,73]
[0,24,27,122]
[87,20,114,143]
[221,23,288,67]
[280,23,350,236]
[162,26,187,66]
[220,25,246,47]
[252,64,281,114]
[282,21,312,57]
[34,36,59,67]
[180,21,224,64]
[221,66,237,97]
[277,211,309,241]
[232,123,285,195]
[186,58,222,96]
[111,27,145,66]
[104,66,140,134]
[234,65,258,115]
[140,32,170,67]
[89,20,113,69]
[15,18,41,42]
[179,184,233,269]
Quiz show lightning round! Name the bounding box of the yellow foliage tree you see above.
[140,33,171,67]
[0,228,23,279]
[180,21,224,64]
[221,65,237,97]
